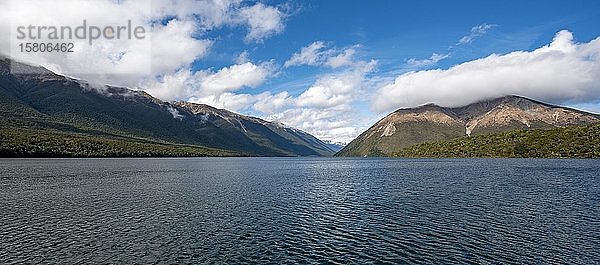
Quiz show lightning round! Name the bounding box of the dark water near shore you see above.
[1,158,599,264]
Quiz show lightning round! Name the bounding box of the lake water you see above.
[1,158,599,264]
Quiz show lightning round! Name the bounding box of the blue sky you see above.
[200,0,600,69]
[3,0,600,143]
[196,0,600,80]
[180,0,600,142]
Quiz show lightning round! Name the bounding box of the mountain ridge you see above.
[337,95,600,157]
[0,57,336,157]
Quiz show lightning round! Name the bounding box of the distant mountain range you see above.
[321,140,346,153]
[337,96,600,157]
[0,57,336,157]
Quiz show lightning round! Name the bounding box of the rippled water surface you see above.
[1,158,599,264]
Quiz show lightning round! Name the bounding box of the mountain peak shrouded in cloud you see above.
[0,0,286,84]
[373,30,600,114]
[0,57,336,157]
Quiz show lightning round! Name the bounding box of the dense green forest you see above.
[3,123,599,158]
[0,125,240,158]
[393,124,600,158]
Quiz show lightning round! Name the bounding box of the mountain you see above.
[0,57,336,157]
[175,102,335,156]
[337,95,600,157]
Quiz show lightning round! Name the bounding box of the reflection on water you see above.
[1,158,599,264]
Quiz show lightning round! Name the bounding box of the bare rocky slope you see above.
[337,96,600,157]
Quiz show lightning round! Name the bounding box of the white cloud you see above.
[406,53,450,67]
[373,30,600,113]
[284,41,326,67]
[145,61,274,102]
[253,91,293,114]
[0,0,373,143]
[2,0,152,76]
[235,50,251,64]
[458,23,497,45]
[285,42,361,69]
[190,92,257,112]
[143,69,193,101]
[164,62,378,142]
[254,60,377,143]
[266,108,360,144]
[173,0,242,30]
[296,71,363,109]
[149,19,213,74]
[197,62,273,94]
[238,3,285,43]
[0,0,286,89]
[325,47,357,68]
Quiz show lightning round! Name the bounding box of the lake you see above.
[1,158,599,264]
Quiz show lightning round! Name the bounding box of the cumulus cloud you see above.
[273,42,377,142]
[296,71,364,108]
[145,61,274,103]
[253,91,293,114]
[325,48,357,68]
[255,60,377,143]
[238,3,286,42]
[197,62,273,94]
[458,23,497,45]
[174,0,241,30]
[149,19,213,75]
[0,0,285,88]
[160,57,376,142]
[191,92,257,112]
[151,0,286,43]
[266,108,361,144]
[296,60,376,110]
[2,0,153,76]
[284,41,327,67]
[143,69,193,101]
[373,30,600,113]
[0,0,284,107]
